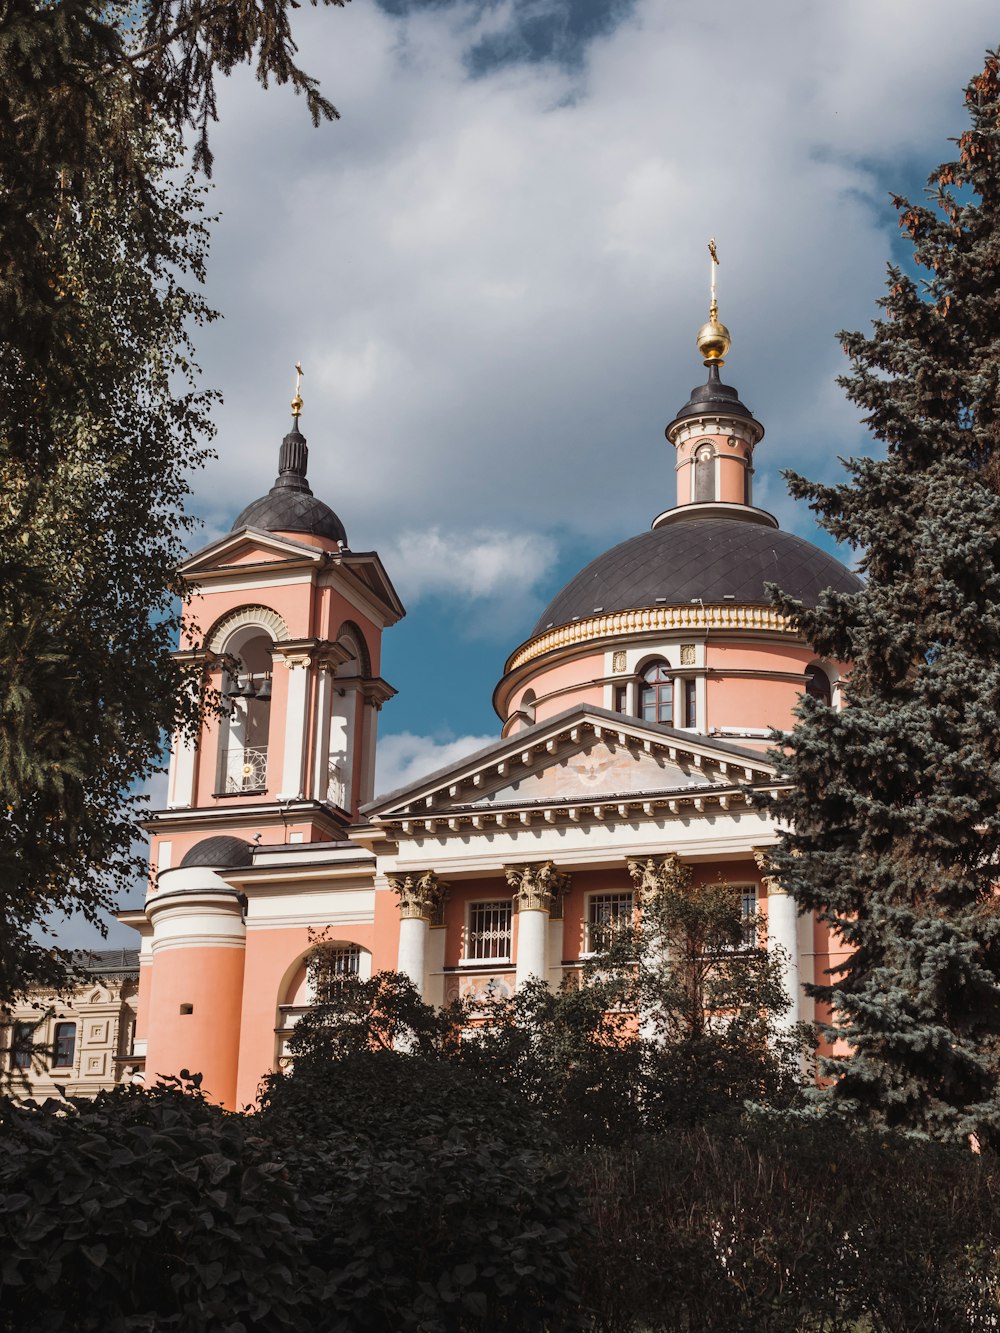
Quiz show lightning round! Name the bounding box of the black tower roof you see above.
[232,424,347,545]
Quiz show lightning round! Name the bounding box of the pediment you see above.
[336,552,406,624]
[180,528,326,578]
[367,707,780,829]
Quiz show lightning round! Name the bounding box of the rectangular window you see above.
[467,901,513,961]
[740,886,759,948]
[52,1022,76,1068]
[613,684,627,714]
[586,892,634,953]
[11,1021,34,1071]
[684,678,697,728]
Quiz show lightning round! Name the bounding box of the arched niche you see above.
[804,661,837,708]
[215,617,278,795]
[694,441,716,503]
[275,942,372,1061]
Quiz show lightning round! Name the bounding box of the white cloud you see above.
[375,730,497,797]
[193,0,998,568]
[384,526,558,600]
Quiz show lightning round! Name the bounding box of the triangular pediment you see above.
[336,552,406,625]
[366,707,781,828]
[180,527,326,578]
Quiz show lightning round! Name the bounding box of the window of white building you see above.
[52,1022,76,1068]
[585,891,635,953]
[466,901,513,962]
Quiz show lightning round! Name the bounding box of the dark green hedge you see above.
[576,1119,1000,1332]
[3,1078,1000,1330]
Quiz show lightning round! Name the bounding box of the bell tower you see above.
[125,379,404,1107]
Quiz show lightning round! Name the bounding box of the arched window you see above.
[639,662,673,725]
[694,443,715,503]
[218,627,274,793]
[520,689,536,725]
[804,664,832,706]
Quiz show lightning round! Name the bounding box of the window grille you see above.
[312,944,362,1002]
[586,892,634,953]
[741,886,759,948]
[467,901,513,960]
[223,745,268,793]
[53,1022,76,1068]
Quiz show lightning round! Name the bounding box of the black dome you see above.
[532,515,861,636]
[233,490,347,544]
[180,836,254,869]
[232,424,347,545]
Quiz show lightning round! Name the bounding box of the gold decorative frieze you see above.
[389,870,448,921]
[504,861,570,913]
[506,604,797,674]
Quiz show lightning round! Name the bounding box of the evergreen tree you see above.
[0,0,346,998]
[769,49,1000,1142]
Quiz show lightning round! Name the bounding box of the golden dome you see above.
[696,316,731,364]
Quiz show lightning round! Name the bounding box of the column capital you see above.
[627,853,683,905]
[389,870,447,921]
[752,846,787,895]
[504,861,570,913]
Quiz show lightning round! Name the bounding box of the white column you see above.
[506,862,569,991]
[397,916,429,991]
[389,872,446,1001]
[767,885,800,1028]
[278,658,310,800]
[311,667,334,801]
[516,907,549,989]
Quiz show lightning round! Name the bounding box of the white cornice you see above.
[366,708,780,821]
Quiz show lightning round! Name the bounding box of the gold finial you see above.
[291,361,304,419]
[696,238,731,366]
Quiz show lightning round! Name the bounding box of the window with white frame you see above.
[466,900,513,961]
[639,662,673,725]
[586,891,634,953]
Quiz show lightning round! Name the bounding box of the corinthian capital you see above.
[389,870,447,921]
[627,853,683,904]
[752,846,784,896]
[504,861,570,913]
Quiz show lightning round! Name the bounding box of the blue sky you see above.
[63,0,1000,946]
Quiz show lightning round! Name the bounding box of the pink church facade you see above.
[123,319,859,1110]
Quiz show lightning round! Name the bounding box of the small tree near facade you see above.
[769,49,1000,1143]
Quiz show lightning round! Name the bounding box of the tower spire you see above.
[696,238,731,369]
[291,361,304,422]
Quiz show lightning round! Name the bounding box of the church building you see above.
[122,300,861,1110]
